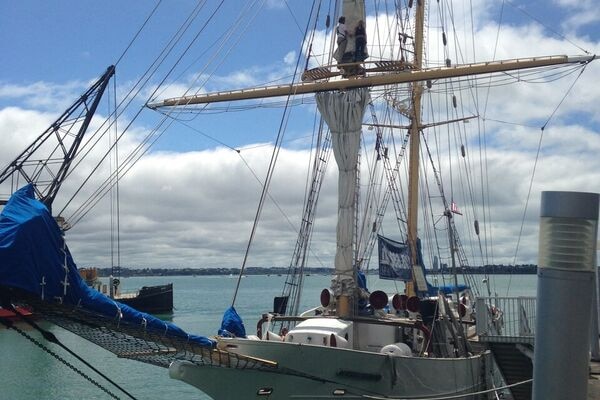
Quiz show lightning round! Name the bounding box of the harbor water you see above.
[0,273,537,399]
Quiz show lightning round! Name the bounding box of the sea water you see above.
[0,274,537,399]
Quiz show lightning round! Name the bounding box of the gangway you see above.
[475,296,536,400]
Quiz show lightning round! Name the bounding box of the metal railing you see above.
[475,296,536,344]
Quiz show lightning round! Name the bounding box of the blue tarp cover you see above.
[218,306,246,338]
[0,185,214,347]
[437,284,469,295]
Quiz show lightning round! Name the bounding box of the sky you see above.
[0,0,599,272]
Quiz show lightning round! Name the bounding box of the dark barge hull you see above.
[116,283,173,314]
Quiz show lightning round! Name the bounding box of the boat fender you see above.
[329,333,349,348]
[460,294,469,305]
[380,343,412,357]
[369,290,388,310]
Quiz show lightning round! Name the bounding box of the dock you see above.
[476,297,600,399]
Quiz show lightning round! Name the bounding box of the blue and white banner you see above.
[378,235,412,280]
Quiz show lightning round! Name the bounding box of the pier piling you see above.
[533,191,599,400]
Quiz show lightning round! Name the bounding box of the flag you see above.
[378,235,412,280]
[451,201,463,215]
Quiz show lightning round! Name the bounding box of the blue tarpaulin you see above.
[218,306,246,338]
[437,284,469,295]
[0,185,214,347]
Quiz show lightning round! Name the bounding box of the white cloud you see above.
[0,81,87,112]
[264,0,286,10]
[64,145,336,268]
[284,51,297,65]
[0,107,53,166]
[555,0,600,33]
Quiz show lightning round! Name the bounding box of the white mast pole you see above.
[314,1,368,319]
[406,0,425,295]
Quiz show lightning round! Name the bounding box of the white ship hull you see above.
[170,337,492,399]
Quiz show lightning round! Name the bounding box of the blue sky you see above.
[0,1,599,270]
[0,1,316,151]
[2,0,598,88]
[0,2,303,80]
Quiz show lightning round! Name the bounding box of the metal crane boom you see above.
[0,65,115,210]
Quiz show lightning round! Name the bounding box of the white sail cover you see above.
[316,88,369,296]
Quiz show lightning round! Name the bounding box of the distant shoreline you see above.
[92,265,538,278]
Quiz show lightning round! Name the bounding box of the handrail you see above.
[475,296,536,344]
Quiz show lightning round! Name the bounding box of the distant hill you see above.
[91,264,537,277]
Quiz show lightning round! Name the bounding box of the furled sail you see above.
[316,88,369,301]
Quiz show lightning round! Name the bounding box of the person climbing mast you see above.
[354,20,367,62]
[334,16,350,63]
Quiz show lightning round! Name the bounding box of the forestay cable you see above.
[508,61,590,294]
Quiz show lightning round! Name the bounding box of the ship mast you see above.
[147,1,595,300]
[406,0,425,295]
